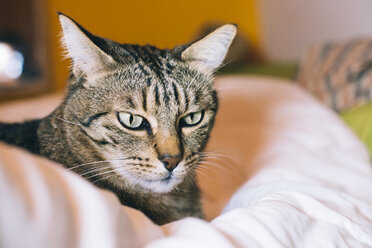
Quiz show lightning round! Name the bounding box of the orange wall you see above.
[47,0,260,91]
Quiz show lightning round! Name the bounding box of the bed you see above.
[0,75,372,247]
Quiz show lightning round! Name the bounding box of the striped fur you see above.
[0,13,236,225]
[297,38,372,112]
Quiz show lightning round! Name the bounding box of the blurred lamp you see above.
[0,42,24,83]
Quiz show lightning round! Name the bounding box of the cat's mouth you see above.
[145,173,173,184]
[139,172,183,193]
[108,168,180,193]
[161,174,173,183]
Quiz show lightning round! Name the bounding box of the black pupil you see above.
[129,115,134,124]
[189,113,194,121]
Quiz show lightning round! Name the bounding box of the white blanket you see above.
[0,76,371,247]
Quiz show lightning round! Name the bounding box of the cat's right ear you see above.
[58,12,116,81]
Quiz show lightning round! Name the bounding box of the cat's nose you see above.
[160,155,182,171]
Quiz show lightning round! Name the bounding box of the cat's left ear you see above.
[181,24,237,72]
[58,12,116,79]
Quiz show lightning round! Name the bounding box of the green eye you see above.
[117,112,144,130]
[181,111,204,127]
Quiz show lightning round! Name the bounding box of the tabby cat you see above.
[0,13,236,225]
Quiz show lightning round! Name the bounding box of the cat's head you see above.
[56,13,236,193]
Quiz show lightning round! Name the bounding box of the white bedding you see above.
[0,76,372,248]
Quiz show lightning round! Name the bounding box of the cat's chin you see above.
[136,176,183,193]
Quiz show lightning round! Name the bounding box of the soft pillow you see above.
[297,38,372,112]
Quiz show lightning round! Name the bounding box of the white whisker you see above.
[198,160,244,182]
[68,157,129,171]
[85,169,118,180]
[79,164,125,177]
[91,174,116,185]
[54,116,83,126]
[201,151,237,163]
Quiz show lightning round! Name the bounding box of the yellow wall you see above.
[47,0,260,91]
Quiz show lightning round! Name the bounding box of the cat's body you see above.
[0,13,236,225]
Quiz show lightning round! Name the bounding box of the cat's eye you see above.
[181,111,204,127]
[117,112,145,130]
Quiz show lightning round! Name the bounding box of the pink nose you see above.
[160,155,182,171]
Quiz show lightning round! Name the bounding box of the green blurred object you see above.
[341,104,372,156]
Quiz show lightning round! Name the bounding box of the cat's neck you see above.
[0,120,41,154]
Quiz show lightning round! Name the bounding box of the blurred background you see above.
[0,0,372,101]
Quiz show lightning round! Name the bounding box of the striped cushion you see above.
[297,38,372,112]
